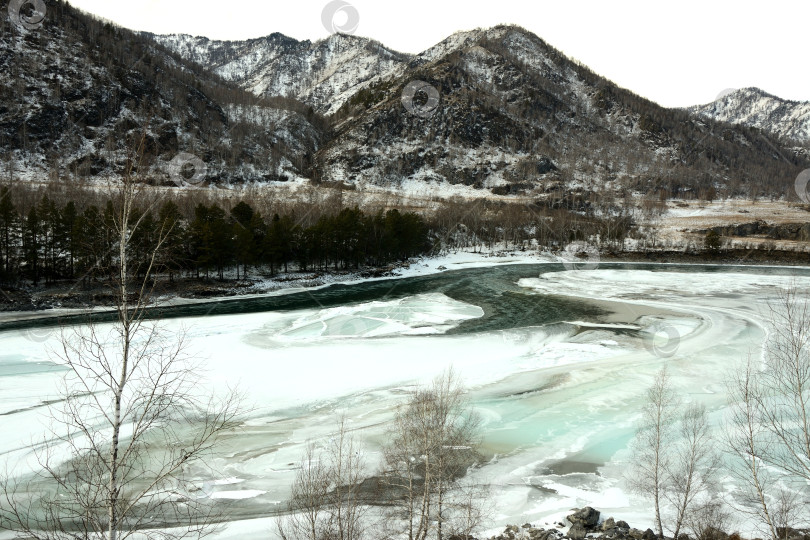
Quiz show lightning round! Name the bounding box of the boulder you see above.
[567,507,601,529]
[642,529,656,540]
[699,527,730,540]
[602,518,616,532]
[616,521,630,530]
[568,523,588,540]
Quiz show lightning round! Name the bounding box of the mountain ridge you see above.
[154,26,810,151]
[688,87,810,144]
[3,5,808,202]
[149,31,412,116]
[306,24,807,198]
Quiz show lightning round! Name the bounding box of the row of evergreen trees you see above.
[0,187,431,285]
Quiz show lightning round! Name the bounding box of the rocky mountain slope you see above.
[4,2,808,202]
[151,25,810,201]
[0,1,323,184]
[314,26,807,200]
[150,32,411,116]
[688,87,810,145]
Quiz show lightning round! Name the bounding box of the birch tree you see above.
[324,417,366,540]
[628,368,680,539]
[1,138,241,540]
[277,417,367,540]
[381,369,484,540]
[665,403,720,540]
[726,357,781,540]
[276,443,330,540]
[725,288,810,539]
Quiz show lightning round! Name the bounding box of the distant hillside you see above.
[150,32,411,116]
[688,87,810,145]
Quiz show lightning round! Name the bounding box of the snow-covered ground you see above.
[661,198,810,227]
[2,263,810,539]
[641,198,810,251]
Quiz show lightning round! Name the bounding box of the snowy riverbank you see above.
[3,244,809,324]
[0,249,559,323]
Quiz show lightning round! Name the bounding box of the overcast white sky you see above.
[66,0,808,108]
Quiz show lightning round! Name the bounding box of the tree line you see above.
[0,186,430,285]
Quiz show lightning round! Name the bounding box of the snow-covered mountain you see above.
[150,32,411,116]
[153,25,808,199]
[688,88,810,144]
[4,3,808,200]
[0,2,323,183]
[313,26,808,198]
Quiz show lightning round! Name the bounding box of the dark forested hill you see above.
[0,0,324,184]
[3,2,808,202]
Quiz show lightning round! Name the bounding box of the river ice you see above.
[1,267,809,539]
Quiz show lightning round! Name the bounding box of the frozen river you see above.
[1,263,809,538]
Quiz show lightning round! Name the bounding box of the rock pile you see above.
[481,507,659,540]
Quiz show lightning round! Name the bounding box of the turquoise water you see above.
[2,262,810,533]
[2,262,805,334]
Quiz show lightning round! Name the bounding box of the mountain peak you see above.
[691,87,810,143]
[736,87,809,106]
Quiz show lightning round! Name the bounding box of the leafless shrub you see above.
[277,417,367,540]
[685,500,734,540]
